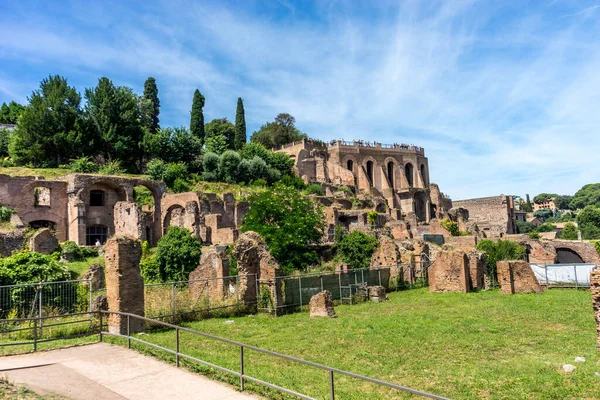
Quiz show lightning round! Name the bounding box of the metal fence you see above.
[530,263,596,288]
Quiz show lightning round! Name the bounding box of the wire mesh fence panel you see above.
[530,263,595,287]
[0,280,90,320]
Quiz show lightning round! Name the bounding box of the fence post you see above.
[236,276,240,316]
[88,279,93,329]
[176,328,180,368]
[329,370,335,400]
[127,314,131,349]
[361,269,364,284]
[240,345,245,391]
[320,275,324,292]
[99,312,103,342]
[32,317,38,352]
[38,286,43,337]
[378,269,382,286]
[545,265,549,286]
[171,283,176,319]
[338,272,342,301]
[299,276,303,310]
[574,265,578,289]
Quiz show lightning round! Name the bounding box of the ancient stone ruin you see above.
[309,290,337,317]
[591,267,600,351]
[368,286,387,302]
[496,260,543,294]
[189,245,230,302]
[428,249,470,293]
[467,250,487,291]
[105,235,144,334]
[232,231,282,312]
[83,263,105,291]
[28,228,58,255]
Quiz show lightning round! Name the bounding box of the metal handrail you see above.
[100,310,449,400]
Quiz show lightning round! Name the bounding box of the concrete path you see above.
[0,343,257,400]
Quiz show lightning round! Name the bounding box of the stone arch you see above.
[420,163,428,186]
[366,161,374,187]
[414,191,428,222]
[556,248,584,264]
[163,204,186,234]
[405,163,414,187]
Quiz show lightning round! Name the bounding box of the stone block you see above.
[113,201,146,241]
[496,260,543,294]
[428,249,470,293]
[368,286,386,302]
[28,228,58,255]
[92,295,108,312]
[105,236,144,334]
[309,290,336,317]
[591,267,600,351]
[83,263,105,291]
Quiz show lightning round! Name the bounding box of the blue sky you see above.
[1,0,599,200]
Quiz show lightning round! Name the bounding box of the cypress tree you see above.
[190,89,205,145]
[143,77,160,133]
[234,97,246,150]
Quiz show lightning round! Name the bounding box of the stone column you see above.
[591,267,600,351]
[105,236,144,334]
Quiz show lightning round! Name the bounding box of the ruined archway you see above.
[414,192,428,222]
[387,161,394,188]
[556,248,584,264]
[405,163,414,187]
[366,161,374,187]
[163,204,186,234]
[420,164,427,186]
[29,220,56,231]
[347,159,353,172]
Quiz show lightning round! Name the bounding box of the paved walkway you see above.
[0,343,257,399]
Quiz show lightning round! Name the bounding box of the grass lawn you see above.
[64,256,104,279]
[113,288,600,400]
[0,167,70,180]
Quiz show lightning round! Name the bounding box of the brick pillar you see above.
[105,236,144,334]
[591,267,600,351]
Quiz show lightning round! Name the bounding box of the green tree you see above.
[536,222,556,232]
[533,193,557,204]
[10,75,83,166]
[516,221,536,234]
[570,183,600,210]
[577,205,600,239]
[201,152,220,181]
[241,184,325,271]
[204,134,229,155]
[219,150,241,183]
[336,230,379,269]
[154,226,201,282]
[234,97,246,150]
[250,113,307,149]
[205,118,235,150]
[84,77,144,171]
[267,152,294,176]
[558,222,579,240]
[554,195,573,210]
[0,128,11,157]
[533,209,553,221]
[476,239,526,278]
[141,77,160,133]
[0,101,25,124]
[240,142,270,161]
[144,127,201,165]
[190,89,205,145]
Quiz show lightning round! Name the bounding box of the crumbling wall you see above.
[452,195,516,237]
[0,230,27,256]
[497,260,543,294]
[114,201,146,241]
[105,236,144,334]
[189,245,230,301]
[467,250,487,291]
[428,249,470,293]
[591,267,600,350]
[28,228,58,255]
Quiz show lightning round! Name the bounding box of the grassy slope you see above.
[65,256,104,279]
[120,289,599,400]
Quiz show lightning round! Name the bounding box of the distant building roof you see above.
[0,124,16,131]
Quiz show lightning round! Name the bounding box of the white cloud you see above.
[0,0,599,199]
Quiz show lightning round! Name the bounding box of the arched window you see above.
[387,162,394,188]
[90,190,106,207]
[366,161,374,187]
[86,225,108,245]
[347,160,353,171]
[405,163,414,187]
[421,164,427,186]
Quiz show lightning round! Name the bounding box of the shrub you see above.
[172,178,190,193]
[248,156,268,180]
[476,239,526,277]
[267,151,294,176]
[240,142,270,161]
[265,167,281,185]
[0,205,14,222]
[133,186,154,209]
[163,162,188,188]
[252,178,267,187]
[242,184,325,271]
[280,175,306,190]
[98,160,125,175]
[558,222,578,240]
[146,159,167,181]
[536,222,556,233]
[60,241,98,261]
[516,221,536,234]
[237,159,251,184]
[0,250,70,285]
[440,218,460,236]
[336,230,379,269]
[367,211,379,227]
[155,226,202,282]
[577,205,600,240]
[69,156,97,173]
[305,184,323,196]
[219,150,241,184]
[140,254,161,283]
[202,152,220,182]
[528,232,541,240]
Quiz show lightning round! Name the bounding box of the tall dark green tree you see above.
[10,75,83,166]
[84,77,144,171]
[142,77,160,133]
[0,101,25,124]
[250,113,307,149]
[234,97,246,150]
[190,89,205,145]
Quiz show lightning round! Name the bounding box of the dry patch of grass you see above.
[0,378,66,399]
